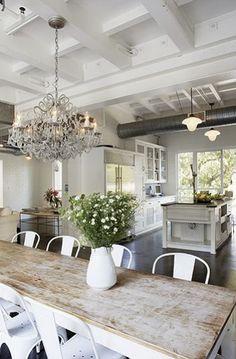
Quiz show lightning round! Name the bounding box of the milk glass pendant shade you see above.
[182,115,202,132]
[182,88,202,132]
[204,128,221,141]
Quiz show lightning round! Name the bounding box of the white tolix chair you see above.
[11,231,40,249]
[0,283,41,359]
[31,299,126,359]
[46,235,81,258]
[111,244,133,269]
[152,252,210,284]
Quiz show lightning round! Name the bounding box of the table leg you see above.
[162,207,168,248]
[210,210,216,254]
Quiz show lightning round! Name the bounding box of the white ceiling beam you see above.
[0,59,44,95]
[22,0,131,69]
[141,0,194,51]
[175,0,193,5]
[103,5,150,36]
[160,95,179,112]
[12,61,33,74]
[5,13,39,35]
[0,31,81,82]
[57,38,83,57]
[181,89,201,110]
[139,99,160,115]
[17,38,236,109]
[208,84,224,105]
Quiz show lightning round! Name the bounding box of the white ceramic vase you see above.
[86,247,117,290]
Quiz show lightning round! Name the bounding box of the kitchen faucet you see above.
[190,164,197,202]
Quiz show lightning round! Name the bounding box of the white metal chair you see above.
[31,299,126,359]
[11,231,40,249]
[46,235,81,258]
[152,252,210,284]
[111,244,133,269]
[0,283,41,359]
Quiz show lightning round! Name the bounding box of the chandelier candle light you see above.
[182,88,202,132]
[8,16,101,161]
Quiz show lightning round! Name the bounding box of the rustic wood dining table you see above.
[0,240,235,359]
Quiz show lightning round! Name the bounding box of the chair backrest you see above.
[30,299,100,359]
[11,231,40,248]
[152,252,210,284]
[0,283,38,337]
[46,235,80,258]
[111,244,133,269]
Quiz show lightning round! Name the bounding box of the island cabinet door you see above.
[154,202,163,228]
[145,203,155,228]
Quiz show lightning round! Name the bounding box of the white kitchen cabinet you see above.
[135,140,167,183]
[135,196,175,235]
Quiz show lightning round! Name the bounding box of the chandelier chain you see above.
[55,28,59,105]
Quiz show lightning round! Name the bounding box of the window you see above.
[197,151,221,193]
[177,148,236,200]
[52,161,62,198]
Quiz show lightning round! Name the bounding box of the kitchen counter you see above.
[162,200,232,254]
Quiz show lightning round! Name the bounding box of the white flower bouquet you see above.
[61,192,138,248]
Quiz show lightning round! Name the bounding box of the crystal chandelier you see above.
[8,16,101,161]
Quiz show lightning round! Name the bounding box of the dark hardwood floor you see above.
[1,227,236,358]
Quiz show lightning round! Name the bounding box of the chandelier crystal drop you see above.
[8,16,101,161]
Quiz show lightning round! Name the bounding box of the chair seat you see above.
[5,311,38,339]
[61,334,125,359]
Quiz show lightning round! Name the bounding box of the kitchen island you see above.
[162,200,232,254]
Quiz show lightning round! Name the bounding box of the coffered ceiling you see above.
[0,0,235,124]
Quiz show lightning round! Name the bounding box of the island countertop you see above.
[0,241,235,359]
[161,199,232,208]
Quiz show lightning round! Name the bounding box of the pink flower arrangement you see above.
[44,188,62,208]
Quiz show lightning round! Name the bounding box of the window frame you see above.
[176,147,236,199]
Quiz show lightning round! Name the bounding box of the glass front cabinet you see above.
[136,140,167,183]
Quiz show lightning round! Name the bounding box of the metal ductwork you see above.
[0,147,22,156]
[117,106,236,139]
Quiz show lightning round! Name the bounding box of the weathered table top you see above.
[0,241,235,359]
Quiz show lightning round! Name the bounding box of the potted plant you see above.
[44,188,62,209]
[61,192,138,290]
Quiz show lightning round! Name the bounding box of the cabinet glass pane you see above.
[137,144,145,154]
[147,147,154,158]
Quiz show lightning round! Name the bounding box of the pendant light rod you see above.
[190,87,193,114]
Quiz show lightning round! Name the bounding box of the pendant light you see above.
[204,128,220,141]
[182,88,202,132]
[204,103,221,141]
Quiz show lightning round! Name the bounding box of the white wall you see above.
[1,153,39,211]
[160,125,236,195]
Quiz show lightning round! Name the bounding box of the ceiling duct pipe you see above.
[117,106,236,139]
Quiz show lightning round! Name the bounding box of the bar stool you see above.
[111,244,133,269]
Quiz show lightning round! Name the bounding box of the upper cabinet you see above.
[135,140,167,183]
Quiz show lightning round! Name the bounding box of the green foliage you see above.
[178,149,236,194]
[60,192,139,248]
